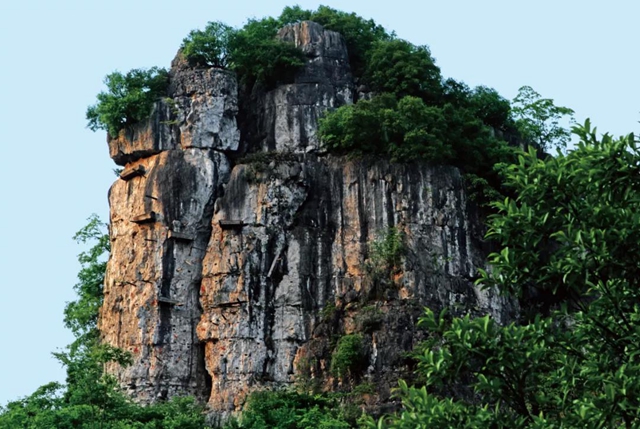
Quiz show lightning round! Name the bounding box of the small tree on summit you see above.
[512,85,575,151]
[181,21,236,68]
[86,67,168,138]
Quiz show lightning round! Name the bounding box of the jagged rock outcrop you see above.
[99,20,515,421]
[244,21,353,153]
[100,65,237,402]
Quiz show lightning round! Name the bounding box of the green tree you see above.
[278,5,313,24]
[365,121,640,428]
[511,85,575,151]
[181,21,236,67]
[63,214,109,349]
[365,39,441,102]
[86,67,168,138]
[468,85,512,130]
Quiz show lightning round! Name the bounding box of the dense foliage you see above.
[319,92,515,202]
[225,391,352,429]
[181,17,306,90]
[226,18,307,89]
[86,67,168,138]
[0,217,209,429]
[365,39,441,102]
[366,122,640,428]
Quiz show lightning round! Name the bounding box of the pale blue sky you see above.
[1,0,638,404]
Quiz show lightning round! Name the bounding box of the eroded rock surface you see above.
[100,66,237,403]
[245,21,354,153]
[196,157,514,414]
[99,21,514,421]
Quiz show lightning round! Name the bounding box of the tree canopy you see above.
[86,67,168,138]
[512,85,575,151]
[181,21,235,68]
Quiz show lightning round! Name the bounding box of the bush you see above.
[181,21,235,67]
[365,39,441,102]
[368,228,404,274]
[228,17,306,90]
[319,94,453,163]
[331,334,366,380]
[86,67,168,138]
[226,390,351,429]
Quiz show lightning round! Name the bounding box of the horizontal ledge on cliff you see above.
[168,230,195,242]
[157,296,182,306]
[119,165,146,181]
[131,212,157,224]
[219,220,244,229]
[206,300,247,309]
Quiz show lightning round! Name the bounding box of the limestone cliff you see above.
[99,21,514,419]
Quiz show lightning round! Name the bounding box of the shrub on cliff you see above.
[318,93,511,176]
[86,67,168,138]
[227,17,307,89]
[225,390,351,428]
[181,17,306,90]
[181,21,235,68]
[331,334,366,380]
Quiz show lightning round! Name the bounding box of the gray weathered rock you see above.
[248,21,354,153]
[196,156,514,413]
[108,63,239,166]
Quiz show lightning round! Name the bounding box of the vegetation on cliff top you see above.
[87,4,574,207]
[86,67,169,138]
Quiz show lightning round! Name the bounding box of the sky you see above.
[0,0,638,405]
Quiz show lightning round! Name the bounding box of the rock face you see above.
[99,21,514,420]
[244,21,354,153]
[100,64,237,402]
